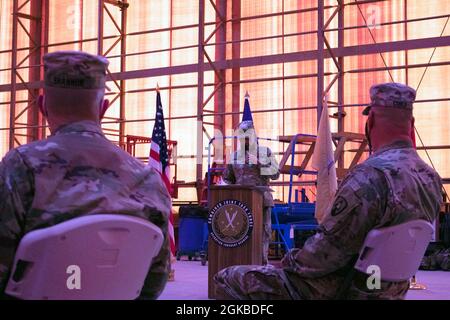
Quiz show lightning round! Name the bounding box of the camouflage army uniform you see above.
[0,120,172,299]
[421,247,450,271]
[223,146,280,264]
[215,140,443,299]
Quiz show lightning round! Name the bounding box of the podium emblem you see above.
[208,200,254,248]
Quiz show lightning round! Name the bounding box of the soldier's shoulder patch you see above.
[331,196,348,217]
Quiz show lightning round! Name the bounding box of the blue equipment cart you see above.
[176,205,209,265]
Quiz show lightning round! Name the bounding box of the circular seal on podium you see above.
[208,199,254,248]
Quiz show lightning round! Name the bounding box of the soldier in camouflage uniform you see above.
[222,95,280,265]
[0,51,171,300]
[214,83,443,300]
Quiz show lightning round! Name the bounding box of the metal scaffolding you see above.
[1,0,450,201]
[8,0,48,149]
[97,0,128,148]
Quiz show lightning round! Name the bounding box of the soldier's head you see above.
[38,51,110,133]
[236,120,258,150]
[363,82,416,153]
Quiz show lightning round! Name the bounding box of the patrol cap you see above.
[44,51,109,90]
[362,82,416,116]
[238,120,255,132]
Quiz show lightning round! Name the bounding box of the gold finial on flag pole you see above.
[245,90,250,99]
[156,82,160,93]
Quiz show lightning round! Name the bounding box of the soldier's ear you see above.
[99,99,110,120]
[410,116,416,148]
[38,95,48,117]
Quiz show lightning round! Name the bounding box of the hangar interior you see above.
[1,0,449,202]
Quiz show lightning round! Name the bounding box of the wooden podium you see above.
[207,185,266,299]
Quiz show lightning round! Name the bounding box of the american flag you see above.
[149,90,175,256]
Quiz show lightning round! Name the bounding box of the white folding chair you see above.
[5,214,164,300]
[355,219,434,281]
[336,219,434,299]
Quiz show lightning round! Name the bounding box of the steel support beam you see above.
[335,0,346,169]
[9,0,48,148]
[317,0,325,124]
[213,0,227,164]
[27,0,47,143]
[119,0,128,149]
[98,0,104,55]
[97,0,128,146]
[9,0,19,149]
[196,0,206,199]
[404,0,409,85]
[92,35,450,80]
[2,35,449,94]
[231,0,241,131]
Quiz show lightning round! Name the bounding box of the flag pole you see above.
[408,127,427,290]
[311,94,337,224]
[153,83,176,281]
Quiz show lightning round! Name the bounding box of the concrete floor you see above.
[159,260,450,300]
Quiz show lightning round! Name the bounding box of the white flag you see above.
[311,97,338,224]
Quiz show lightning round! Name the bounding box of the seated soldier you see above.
[214,83,443,300]
[0,51,171,300]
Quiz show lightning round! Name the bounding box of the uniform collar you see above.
[53,120,105,137]
[372,139,414,157]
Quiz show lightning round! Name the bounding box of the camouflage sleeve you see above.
[282,165,388,277]
[222,163,236,184]
[138,174,172,300]
[138,217,171,300]
[261,147,280,180]
[0,150,34,294]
